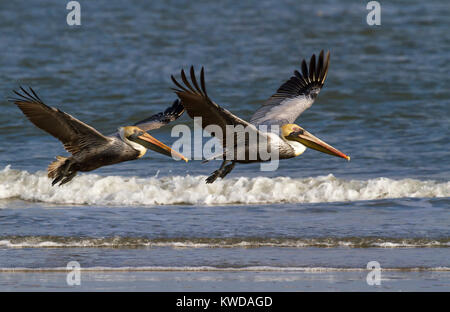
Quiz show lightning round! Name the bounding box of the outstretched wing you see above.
[133,99,185,132]
[250,50,330,126]
[10,87,110,155]
[171,66,255,147]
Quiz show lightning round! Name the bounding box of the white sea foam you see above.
[0,165,448,206]
[0,237,448,249]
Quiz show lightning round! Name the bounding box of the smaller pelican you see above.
[10,87,187,186]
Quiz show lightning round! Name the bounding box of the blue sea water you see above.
[0,0,449,291]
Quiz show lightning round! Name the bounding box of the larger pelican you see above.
[171,50,350,183]
[10,87,187,185]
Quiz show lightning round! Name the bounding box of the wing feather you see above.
[171,67,258,147]
[133,99,185,132]
[250,51,330,127]
[10,87,110,155]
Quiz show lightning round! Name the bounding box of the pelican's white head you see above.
[119,126,188,161]
[119,126,147,157]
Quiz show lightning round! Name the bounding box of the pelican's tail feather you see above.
[47,156,77,186]
[48,156,67,178]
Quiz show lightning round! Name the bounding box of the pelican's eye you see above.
[128,129,143,140]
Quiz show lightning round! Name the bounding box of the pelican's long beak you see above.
[131,131,188,162]
[289,130,350,160]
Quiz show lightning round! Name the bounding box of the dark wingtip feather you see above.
[309,54,316,81]
[11,86,43,104]
[301,60,308,82]
[171,74,189,92]
[171,66,209,100]
[181,68,196,93]
[165,99,185,118]
[190,66,202,95]
[321,50,331,84]
[200,67,208,98]
[271,50,331,100]
[29,87,43,102]
[170,87,182,93]
[316,50,324,80]
[20,86,37,101]
[302,50,331,87]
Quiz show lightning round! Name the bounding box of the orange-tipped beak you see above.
[289,130,350,161]
[134,132,188,162]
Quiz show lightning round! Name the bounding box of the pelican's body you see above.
[54,132,140,173]
[171,51,350,183]
[11,88,187,185]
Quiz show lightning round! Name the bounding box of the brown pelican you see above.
[10,87,188,186]
[171,50,350,183]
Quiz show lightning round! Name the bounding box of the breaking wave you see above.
[0,166,448,206]
[0,236,448,249]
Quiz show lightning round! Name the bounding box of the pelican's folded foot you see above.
[206,170,221,184]
[219,162,235,179]
[59,171,78,186]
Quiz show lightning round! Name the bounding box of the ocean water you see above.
[0,0,449,291]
